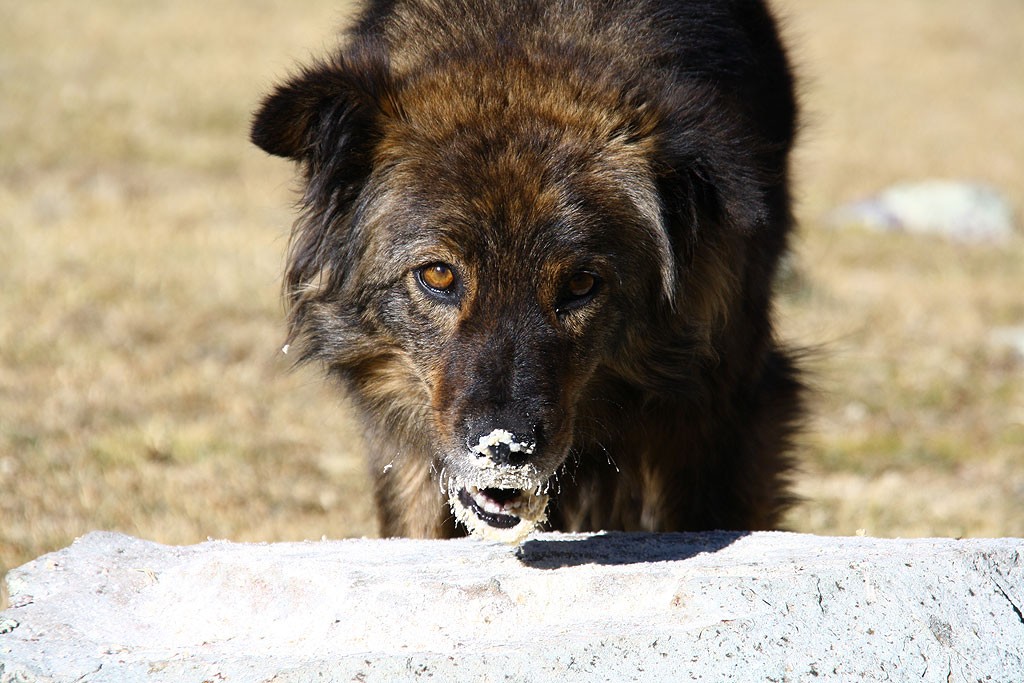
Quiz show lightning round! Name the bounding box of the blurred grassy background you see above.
[1,0,1022,601]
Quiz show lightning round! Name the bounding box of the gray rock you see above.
[990,325,1024,361]
[828,180,1017,243]
[1,531,1022,682]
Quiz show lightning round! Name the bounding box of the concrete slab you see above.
[1,531,1022,682]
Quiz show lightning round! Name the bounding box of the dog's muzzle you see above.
[448,428,550,542]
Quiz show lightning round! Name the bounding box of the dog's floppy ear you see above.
[250,65,338,160]
[253,42,396,356]
[656,136,770,244]
[250,42,392,164]
[653,85,776,263]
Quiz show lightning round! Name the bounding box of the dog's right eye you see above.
[415,263,458,297]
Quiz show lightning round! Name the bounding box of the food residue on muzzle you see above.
[451,428,548,542]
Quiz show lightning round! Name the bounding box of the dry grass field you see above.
[2,0,1022,603]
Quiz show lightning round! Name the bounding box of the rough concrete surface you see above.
[1,531,1022,682]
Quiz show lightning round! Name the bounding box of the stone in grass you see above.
[828,179,1017,243]
[990,325,1024,361]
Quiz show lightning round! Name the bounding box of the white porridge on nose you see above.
[470,428,536,461]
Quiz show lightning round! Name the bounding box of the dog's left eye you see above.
[567,272,596,298]
[556,271,600,314]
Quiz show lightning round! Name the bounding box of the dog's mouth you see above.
[457,486,535,529]
[445,428,557,542]
[450,483,549,542]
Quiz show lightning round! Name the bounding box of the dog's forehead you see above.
[377,154,641,268]
[376,118,657,252]
[380,61,655,196]
[360,62,670,288]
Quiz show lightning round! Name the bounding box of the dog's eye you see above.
[567,272,597,298]
[556,271,601,314]
[416,263,457,294]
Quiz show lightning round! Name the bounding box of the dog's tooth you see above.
[472,489,497,514]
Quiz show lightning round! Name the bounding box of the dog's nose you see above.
[488,439,529,467]
[469,427,539,467]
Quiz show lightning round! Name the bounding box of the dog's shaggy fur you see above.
[252,0,804,539]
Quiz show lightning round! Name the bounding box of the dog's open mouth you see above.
[450,483,549,543]
[458,486,534,529]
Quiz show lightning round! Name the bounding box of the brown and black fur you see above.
[251,0,804,537]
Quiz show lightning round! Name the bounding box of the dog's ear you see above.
[649,88,783,328]
[656,137,770,245]
[253,43,396,355]
[653,85,776,262]
[250,42,392,164]
[250,64,337,160]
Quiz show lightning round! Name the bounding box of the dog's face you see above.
[331,68,674,538]
[252,45,759,539]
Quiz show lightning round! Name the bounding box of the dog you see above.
[251,0,804,541]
